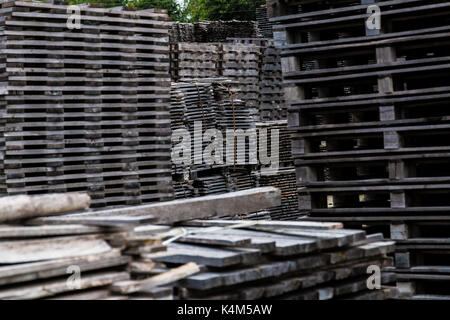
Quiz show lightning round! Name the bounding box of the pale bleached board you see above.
[0,235,113,264]
[111,262,200,294]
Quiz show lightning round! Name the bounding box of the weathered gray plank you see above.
[30,187,281,225]
[0,271,129,300]
[0,224,102,238]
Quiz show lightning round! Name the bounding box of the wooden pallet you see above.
[0,1,173,207]
[271,0,450,298]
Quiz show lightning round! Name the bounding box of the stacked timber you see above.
[0,188,399,300]
[171,38,286,122]
[0,193,131,300]
[0,1,173,208]
[256,4,274,38]
[170,42,261,120]
[256,120,293,167]
[169,80,258,199]
[169,23,196,43]
[169,84,294,218]
[170,43,221,81]
[258,40,286,121]
[222,43,261,121]
[155,219,397,300]
[246,121,299,220]
[169,21,259,44]
[195,21,258,42]
[228,38,286,121]
[170,82,217,173]
[213,82,257,132]
[0,188,282,300]
[269,0,450,299]
[253,168,299,221]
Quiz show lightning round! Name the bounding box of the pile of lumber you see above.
[256,4,274,38]
[169,80,258,200]
[0,1,173,208]
[0,192,131,300]
[242,121,299,220]
[170,81,217,176]
[160,219,398,300]
[256,120,293,167]
[170,86,297,220]
[0,188,283,300]
[170,43,221,80]
[258,39,286,121]
[170,40,286,122]
[0,188,399,300]
[170,42,262,120]
[222,43,261,120]
[269,0,450,299]
[228,38,285,121]
[253,168,299,221]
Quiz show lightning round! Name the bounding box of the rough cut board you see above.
[0,235,113,264]
[184,219,343,230]
[29,187,281,225]
[0,225,102,238]
[0,271,129,300]
[0,251,129,286]
[0,193,91,223]
[143,243,262,267]
[178,241,395,290]
[27,215,158,227]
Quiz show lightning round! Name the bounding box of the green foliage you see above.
[67,0,264,22]
[129,0,188,22]
[185,0,265,22]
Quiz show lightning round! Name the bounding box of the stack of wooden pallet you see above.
[258,40,286,121]
[0,1,173,208]
[222,43,261,121]
[229,38,286,121]
[169,21,259,44]
[269,0,450,299]
[171,38,286,122]
[171,42,262,121]
[170,43,221,80]
[169,22,196,43]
